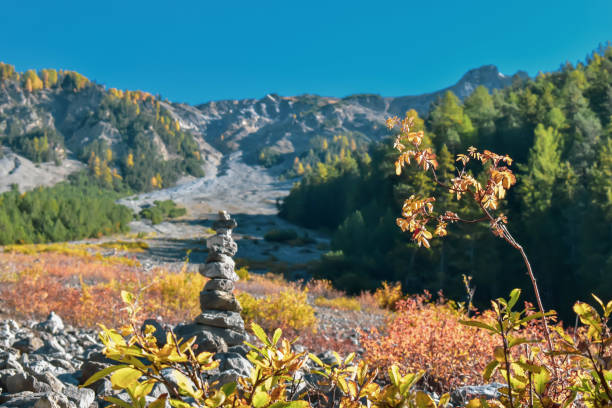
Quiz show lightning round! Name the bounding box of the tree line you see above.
[280,46,612,319]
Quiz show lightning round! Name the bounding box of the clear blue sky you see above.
[1,0,611,104]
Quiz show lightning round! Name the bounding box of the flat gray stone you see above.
[203,279,234,292]
[207,235,238,256]
[206,252,236,265]
[195,311,244,330]
[199,262,238,281]
[200,290,242,312]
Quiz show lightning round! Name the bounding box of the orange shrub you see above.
[361,293,499,394]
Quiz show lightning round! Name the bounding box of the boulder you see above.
[173,324,228,353]
[35,312,64,335]
[6,372,53,394]
[12,337,44,354]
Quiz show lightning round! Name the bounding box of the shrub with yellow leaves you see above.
[86,290,448,408]
[237,288,317,333]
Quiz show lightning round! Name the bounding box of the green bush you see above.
[139,200,186,225]
[264,228,298,242]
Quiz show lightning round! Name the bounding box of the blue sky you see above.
[1,0,611,104]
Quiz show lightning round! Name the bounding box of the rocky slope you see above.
[0,65,526,193]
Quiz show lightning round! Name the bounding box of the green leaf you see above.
[533,367,550,395]
[131,380,155,400]
[172,370,196,397]
[205,390,226,407]
[110,367,142,388]
[121,290,135,304]
[252,391,271,408]
[169,399,194,408]
[269,401,309,408]
[508,288,521,310]
[415,391,436,408]
[272,328,282,346]
[337,376,348,394]
[81,364,129,387]
[606,300,612,318]
[438,393,450,407]
[483,360,499,381]
[552,326,574,344]
[148,394,168,408]
[308,353,325,368]
[389,365,400,386]
[251,323,271,347]
[493,346,506,363]
[508,336,540,348]
[514,361,542,374]
[518,312,545,325]
[459,320,497,333]
[104,396,134,408]
[221,382,237,397]
[592,294,605,311]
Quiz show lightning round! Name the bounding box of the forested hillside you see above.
[0,63,204,193]
[281,46,612,318]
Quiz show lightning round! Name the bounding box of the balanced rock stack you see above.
[174,211,247,353]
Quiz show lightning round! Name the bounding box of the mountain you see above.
[0,63,525,192]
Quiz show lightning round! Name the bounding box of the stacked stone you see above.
[175,211,247,353]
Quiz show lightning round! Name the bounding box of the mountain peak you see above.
[451,65,519,99]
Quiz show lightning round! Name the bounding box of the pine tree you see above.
[519,124,563,215]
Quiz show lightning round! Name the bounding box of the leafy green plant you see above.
[552,295,612,407]
[460,289,563,408]
[309,352,450,408]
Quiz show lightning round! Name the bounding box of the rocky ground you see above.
[114,151,330,275]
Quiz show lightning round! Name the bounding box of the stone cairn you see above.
[175,211,247,353]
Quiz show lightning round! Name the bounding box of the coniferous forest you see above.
[280,47,612,319]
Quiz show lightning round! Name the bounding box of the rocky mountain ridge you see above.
[0,64,525,193]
